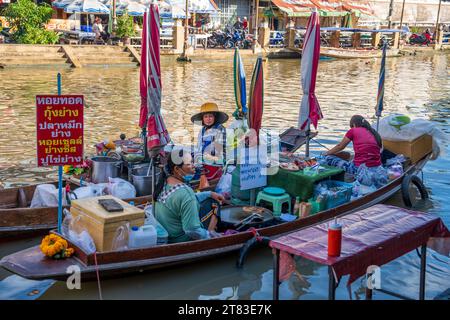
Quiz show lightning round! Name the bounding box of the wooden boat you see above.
[0,177,217,240]
[319,47,401,59]
[0,154,431,281]
[0,181,152,240]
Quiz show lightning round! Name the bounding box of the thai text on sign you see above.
[36,95,84,167]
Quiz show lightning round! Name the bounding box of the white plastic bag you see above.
[30,184,68,208]
[68,184,106,200]
[107,177,136,199]
[67,215,96,254]
[144,205,169,245]
[215,165,235,198]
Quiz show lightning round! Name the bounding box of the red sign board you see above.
[36,95,84,167]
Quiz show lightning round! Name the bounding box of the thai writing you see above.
[44,106,79,121]
[40,154,83,166]
[38,137,83,146]
[38,120,83,130]
[37,96,83,106]
[44,146,78,154]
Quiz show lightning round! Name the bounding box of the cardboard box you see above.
[70,196,145,252]
[383,134,432,164]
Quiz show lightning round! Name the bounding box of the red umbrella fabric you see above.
[298,10,323,131]
[141,5,170,152]
[139,10,149,129]
[248,56,264,139]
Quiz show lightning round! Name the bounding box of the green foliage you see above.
[409,26,421,34]
[2,0,59,44]
[116,11,136,38]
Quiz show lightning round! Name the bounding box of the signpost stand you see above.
[57,73,63,233]
[36,74,84,234]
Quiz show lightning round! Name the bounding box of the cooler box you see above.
[70,195,145,252]
[383,134,432,164]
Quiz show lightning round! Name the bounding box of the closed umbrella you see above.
[298,10,323,157]
[375,41,387,131]
[143,4,170,155]
[233,47,247,119]
[248,56,264,139]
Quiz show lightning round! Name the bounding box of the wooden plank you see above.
[125,44,141,65]
[61,45,82,68]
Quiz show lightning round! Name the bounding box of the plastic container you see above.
[308,197,326,215]
[327,221,342,257]
[316,180,353,210]
[128,225,157,248]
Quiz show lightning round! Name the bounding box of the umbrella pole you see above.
[305,124,311,158]
[151,155,156,217]
[376,116,380,132]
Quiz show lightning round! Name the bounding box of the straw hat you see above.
[191,102,229,125]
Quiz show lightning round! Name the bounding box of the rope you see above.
[93,252,103,300]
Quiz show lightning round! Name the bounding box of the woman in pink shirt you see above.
[322,115,383,174]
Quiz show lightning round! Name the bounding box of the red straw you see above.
[93,252,103,300]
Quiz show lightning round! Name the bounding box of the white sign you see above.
[240,163,267,191]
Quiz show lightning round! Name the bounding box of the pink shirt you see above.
[345,127,381,167]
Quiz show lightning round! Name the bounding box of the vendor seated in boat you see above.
[321,115,383,175]
[191,102,229,180]
[154,148,225,243]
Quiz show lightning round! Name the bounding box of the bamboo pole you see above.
[435,0,442,41]
[399,0,406,30]
[387,0,395,29]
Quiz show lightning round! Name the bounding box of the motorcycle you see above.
[224,28,245,49]
[409,33,431,46]
[207,29,227,48]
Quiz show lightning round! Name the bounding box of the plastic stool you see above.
[256,189,291,217]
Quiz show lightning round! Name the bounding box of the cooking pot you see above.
[91,156,122,183]
[131,164,161,196]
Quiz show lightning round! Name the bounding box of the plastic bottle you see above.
[128,225,157,248]
[293,196,301,217]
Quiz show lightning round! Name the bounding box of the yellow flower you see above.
[63,165,72,174]
[40,234,73,259]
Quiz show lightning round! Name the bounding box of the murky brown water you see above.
[0,53,449,300]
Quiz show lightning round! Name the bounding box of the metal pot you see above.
[91,156,122,183]
[131,164,161,196]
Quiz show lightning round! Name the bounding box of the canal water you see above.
[0,52,449,300]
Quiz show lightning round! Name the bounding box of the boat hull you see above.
[0,157,429,281]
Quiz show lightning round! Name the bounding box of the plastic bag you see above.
[215,165,235,198]
[352,181,377,199]
[111,223,130,251]
[61,209,72,238]
[66,215,96,254]
[356,164,388,188]
[107,177,136,199]
[68,184,106,201]
[30,184,68,208]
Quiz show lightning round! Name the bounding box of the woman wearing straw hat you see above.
[191,102,229,180]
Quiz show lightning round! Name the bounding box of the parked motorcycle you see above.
[207,29,227,48]
[409,33,431,46]
[224,28,245,49]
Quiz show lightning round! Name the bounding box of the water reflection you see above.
[0,53,449,299]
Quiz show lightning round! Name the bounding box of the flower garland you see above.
[40,234,74,259]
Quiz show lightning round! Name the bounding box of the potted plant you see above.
[116,11,135,45]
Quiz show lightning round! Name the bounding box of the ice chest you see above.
[70,195,145,252]
[382,134,432,164]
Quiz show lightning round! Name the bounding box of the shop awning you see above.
[342,0,375,17]
[270,0,376,18]
[270,0,315,17]
[168,0,218,14]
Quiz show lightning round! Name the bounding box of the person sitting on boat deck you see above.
[191,102,229,179]
[321,115,383,175]
[154,148,225,243]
